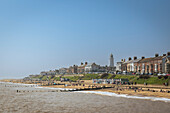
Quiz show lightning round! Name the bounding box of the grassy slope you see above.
[133,77,169,85]
[30,74,170,85]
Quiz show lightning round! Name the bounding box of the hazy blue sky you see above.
[0,0,170,79]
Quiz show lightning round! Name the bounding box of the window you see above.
[155,64,158,72]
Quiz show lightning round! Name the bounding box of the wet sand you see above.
[0,82,170,113]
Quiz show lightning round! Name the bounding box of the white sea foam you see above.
[76,91,170,102]
[0,82,38,86]
[36,86,76,91]
[0,82,75,90]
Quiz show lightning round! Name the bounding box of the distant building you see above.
[48,70,57,75]
[85,63,100,72]
[98,66,107,72]
[77,62,88,74]
[59,68,68,74]
[69,65,78,74]
[109,54,114,67]
[40,70,58,76]
[121,59,127,72]
[116,61,123,72]
[162,52,170,74]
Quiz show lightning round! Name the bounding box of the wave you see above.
[36,86,76,91]
[75,91,170,102]
[0,81,39,86]
[0,82,76,91]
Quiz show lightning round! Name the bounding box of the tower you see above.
[110,53,114,67]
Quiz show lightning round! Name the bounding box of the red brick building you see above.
[121,53,169,75]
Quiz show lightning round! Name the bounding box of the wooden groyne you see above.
[16,89,75,93]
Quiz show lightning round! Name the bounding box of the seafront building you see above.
[68,65,78,74]
[126,57,141,72]
[40,70,59,76]
[116,61,123,72]
[137,54,163,74]
[162,54,170,74]
[59,68,68,74]
[29,54,115,77]
[28,52,170,78]
[77,62,88,74]
[117,52,170,75]
[85,63,100,73]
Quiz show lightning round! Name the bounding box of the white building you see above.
[85,63,100,72]
[162,53,170,74]
[116,62,122,72]
[126,57,141,72]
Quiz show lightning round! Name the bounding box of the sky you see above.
[0,0,170,79]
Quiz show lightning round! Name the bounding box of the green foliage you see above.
[48,76,51,80]
[133,76,170,85]
[41,76,47,81]
[62,76,80,82]
[100,73,109,79]
[153,73,158,76]
[81,74,99,80]
[29,74,170,85]
[31,75,42,79]
[114,75,136,80]
[108,74,116,79]
[53,77,60,81]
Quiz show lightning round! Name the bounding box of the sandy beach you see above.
[2,79,170,99]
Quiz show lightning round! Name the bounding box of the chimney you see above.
[85,62,88,65]
[163,54,166,56]
[134,56,137,60]
[141,56,145,59]
[155,53,159,57]
[128,57,132,61]
[81,62,83,65]
[167,52,170,56]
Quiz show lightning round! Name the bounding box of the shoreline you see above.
[96,88,170,99]
[1,80,170,102]
[0,80,170,99]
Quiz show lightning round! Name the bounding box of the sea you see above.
[0,82,170,113]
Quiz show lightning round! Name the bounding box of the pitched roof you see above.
[139,56,164,63]
[139,57,154,63]
[153,56,164,60]
[124,59,141,64]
